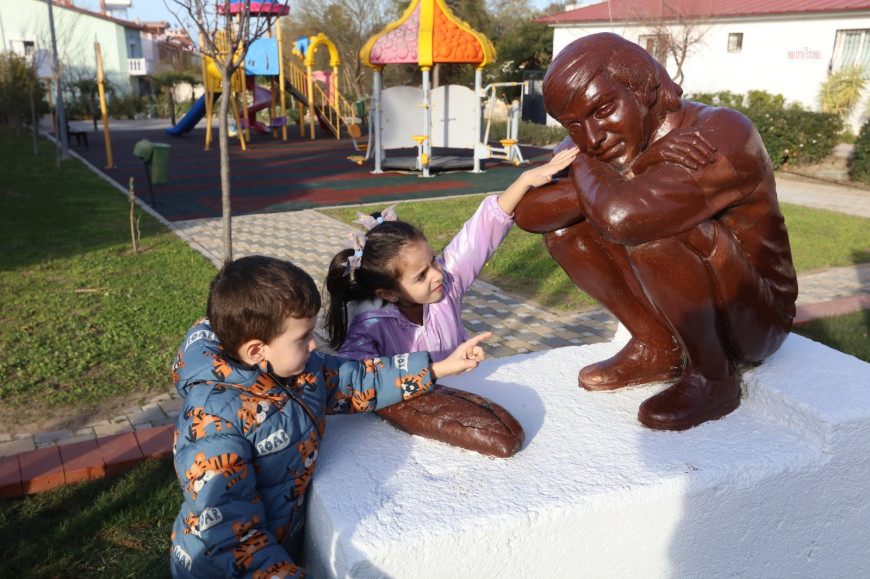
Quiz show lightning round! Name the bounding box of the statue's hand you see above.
[630,127,717,177]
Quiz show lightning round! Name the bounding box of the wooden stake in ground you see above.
[128,177,140,253]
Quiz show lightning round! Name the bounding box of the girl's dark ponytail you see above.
[324,248,356,349]
[323,219,427,350]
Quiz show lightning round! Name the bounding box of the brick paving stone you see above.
[59,439,105,484]
[98,432,144,476]
[34,429,74,445]
[503,339,533,350]
[135,416,177,430]
[541,336,574,348]
[135,425,175,459]
[56,433,98,446]
[0,438,36,458]
[0,455,22,498]
[486,346,519,358]
[130,405,169,426]
[93,421,134,438]
[160,396,185,413]
[19,447,64,494]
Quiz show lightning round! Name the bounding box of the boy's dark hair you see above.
[207,256,321,356]
[324,219,425,349]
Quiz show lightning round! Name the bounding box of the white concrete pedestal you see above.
[304,331,870,577]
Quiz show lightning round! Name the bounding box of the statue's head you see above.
[543,33,683,170]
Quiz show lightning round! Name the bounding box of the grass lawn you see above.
[0,457,178,576]
[0,129,869,574]
[0,131,217,432]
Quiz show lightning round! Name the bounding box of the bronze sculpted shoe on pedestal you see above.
[579,339,683,391]
[637,369,741,431]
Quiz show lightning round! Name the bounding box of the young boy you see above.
[169,256,489,577]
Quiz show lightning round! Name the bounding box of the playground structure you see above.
[167,3,360,148]
[359,0,528,177]
[287,33,361,140]
[166,2,290,150]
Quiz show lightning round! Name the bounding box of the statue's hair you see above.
[543,32,683,120]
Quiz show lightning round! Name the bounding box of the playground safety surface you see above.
[71,124,554,222]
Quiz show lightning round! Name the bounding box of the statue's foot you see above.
[579,339,683,391]
[637,370,741,431]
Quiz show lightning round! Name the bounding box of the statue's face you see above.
[554,72,653,171]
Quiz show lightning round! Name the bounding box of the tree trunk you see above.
[29,67,39,156]
[169,89,177,126]
[219,73,233,263]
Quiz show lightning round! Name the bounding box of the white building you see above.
[1,1,193,98]
[540,0,870,130]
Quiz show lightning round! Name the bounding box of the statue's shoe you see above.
[637,369,741,431]
[579,339,683,391]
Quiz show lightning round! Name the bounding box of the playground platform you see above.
[66,121,553,222]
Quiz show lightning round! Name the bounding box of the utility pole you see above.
[46,0,70,162]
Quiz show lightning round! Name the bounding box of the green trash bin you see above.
[150,143,171,185]
[353,99,367,124]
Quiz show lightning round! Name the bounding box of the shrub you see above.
[0,53,48,136]
[686,90,840,168]
[818,65,867,118]
[490,119,567,146]
[848,118,870,183]
[108,93,145,119]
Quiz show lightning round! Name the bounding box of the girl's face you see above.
[385,239,444,307]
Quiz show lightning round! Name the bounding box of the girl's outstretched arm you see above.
[497,146,579,215]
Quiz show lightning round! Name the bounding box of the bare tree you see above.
[631,1,711,86]
[167,0,288,263]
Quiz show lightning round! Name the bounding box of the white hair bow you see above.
[352,205,398,231]
[344,232,366,275]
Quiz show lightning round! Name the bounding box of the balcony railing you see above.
[128,58,153,76]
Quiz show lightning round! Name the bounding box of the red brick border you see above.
[0,425,174,498]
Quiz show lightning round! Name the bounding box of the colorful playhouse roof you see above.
[360,0,496,69]
[228,2,290,16]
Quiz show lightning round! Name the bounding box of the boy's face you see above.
[264,315,318,378]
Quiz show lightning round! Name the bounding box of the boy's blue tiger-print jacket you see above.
[169,319,434,578]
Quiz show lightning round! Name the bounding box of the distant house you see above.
[1,0,193,99]
[538,0,870,129]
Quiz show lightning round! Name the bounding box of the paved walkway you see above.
[3,144,870,478]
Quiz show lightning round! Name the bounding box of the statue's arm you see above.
[513,178,585,233]
[575,112,763,245]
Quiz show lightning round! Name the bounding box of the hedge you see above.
[688,90,842,169]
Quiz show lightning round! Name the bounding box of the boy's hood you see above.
[173,318,261,398]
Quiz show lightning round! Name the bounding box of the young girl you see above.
[322,148,578,457]
[325,147,578,358]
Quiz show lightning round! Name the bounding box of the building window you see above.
[9,36,38,58]
[728,33,743,53]
[830,29,870,75]
[639,34,668,65]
